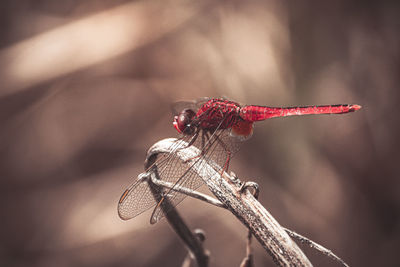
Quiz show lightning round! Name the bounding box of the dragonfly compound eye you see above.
[173,109,196,135]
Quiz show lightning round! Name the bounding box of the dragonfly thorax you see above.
[173,108,196,135]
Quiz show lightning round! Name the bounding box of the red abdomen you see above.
[240,104,361,122]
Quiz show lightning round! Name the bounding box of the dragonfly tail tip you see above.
[350,104,362,112]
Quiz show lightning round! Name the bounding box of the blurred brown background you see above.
[0,0,398,266]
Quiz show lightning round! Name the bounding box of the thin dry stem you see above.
[146,138,312,266]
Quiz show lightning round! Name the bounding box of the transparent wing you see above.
[117,178,156,220]
[149,152,211,223]
[118,101,248,223]
[149,129,237,224]
[117,138,191,221]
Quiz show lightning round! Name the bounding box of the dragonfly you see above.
[118,98,361,224]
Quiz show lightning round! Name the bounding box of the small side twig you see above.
[182,229,209,267]
[143,168,209,267]
[283,227,349,267]
[151,175,225,208]
[240,230,254,267]
[240,181,259,267]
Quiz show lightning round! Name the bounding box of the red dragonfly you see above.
[118,98,361,223]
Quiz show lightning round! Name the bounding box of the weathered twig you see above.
[150,174,225,208]
[283,227,349,267]
[143,168,349,267]
[146,138,312,266]
[240,230,254,267]
[181,229,209,267]
[240,181,259,267]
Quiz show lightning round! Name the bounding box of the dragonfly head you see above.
[173,109,196,135]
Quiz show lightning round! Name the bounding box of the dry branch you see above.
[145,138,312,266]
[142,167,209,267]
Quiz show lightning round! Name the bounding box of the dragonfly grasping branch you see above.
[119,98,360,266]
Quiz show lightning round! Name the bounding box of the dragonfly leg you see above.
[181,131,203,164]
[187,128,201,147]
[183,131,212,163]
[214,134,232,176]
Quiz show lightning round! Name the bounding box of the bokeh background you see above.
[1,0,398,266]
